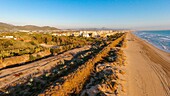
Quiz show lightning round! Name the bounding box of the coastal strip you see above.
[124,32,170,96]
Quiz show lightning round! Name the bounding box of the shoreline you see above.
[131,32,170,73]
[124,32,170,96]
[133,31,170,53]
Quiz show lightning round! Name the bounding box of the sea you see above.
[134,30,170,53]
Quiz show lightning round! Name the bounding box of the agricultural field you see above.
[0,32,126,96]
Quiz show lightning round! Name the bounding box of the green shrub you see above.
[29,54,36,61]
[37,54,41,59]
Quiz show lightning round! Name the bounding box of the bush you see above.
[37,54,41,59]
[3,40,13,48]
[29,41,37,45]
[29,54,36,61]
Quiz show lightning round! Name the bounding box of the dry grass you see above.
[0,50,51,69]
[1,54,29,68]
[122,32,127,48]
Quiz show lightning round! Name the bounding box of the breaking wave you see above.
[134,30,170,53]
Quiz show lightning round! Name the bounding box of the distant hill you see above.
[0,22,14,30]
[0,22,59,31]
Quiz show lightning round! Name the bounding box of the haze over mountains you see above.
[0,22,59,31]
[0,22,130,31]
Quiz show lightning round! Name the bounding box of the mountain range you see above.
[0,22,59,31]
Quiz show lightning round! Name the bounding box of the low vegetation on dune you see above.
[40,33,127,96]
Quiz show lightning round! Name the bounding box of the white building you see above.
[3,36,14,39]
[83,33,90,37]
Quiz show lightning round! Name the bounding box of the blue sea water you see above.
[134,30,170,53]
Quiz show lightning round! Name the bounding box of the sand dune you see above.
[124,33,170,96]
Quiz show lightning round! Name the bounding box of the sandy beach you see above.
[124,32,170,96]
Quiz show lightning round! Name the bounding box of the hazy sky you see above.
[0,0,170,30]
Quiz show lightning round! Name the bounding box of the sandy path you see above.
[124,33,170,96]
[0,46,90,89]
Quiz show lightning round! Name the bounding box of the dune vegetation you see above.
[0,32,99,69]
[40,33,127,96]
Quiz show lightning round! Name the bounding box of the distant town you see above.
[0,22,131,39]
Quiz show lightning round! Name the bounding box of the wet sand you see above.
[124,32,170,96]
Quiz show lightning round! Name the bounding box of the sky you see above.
[0,0,170,30]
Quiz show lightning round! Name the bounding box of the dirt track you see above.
[0,46,91,90]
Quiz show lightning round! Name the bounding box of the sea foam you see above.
[134,30,170,53]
